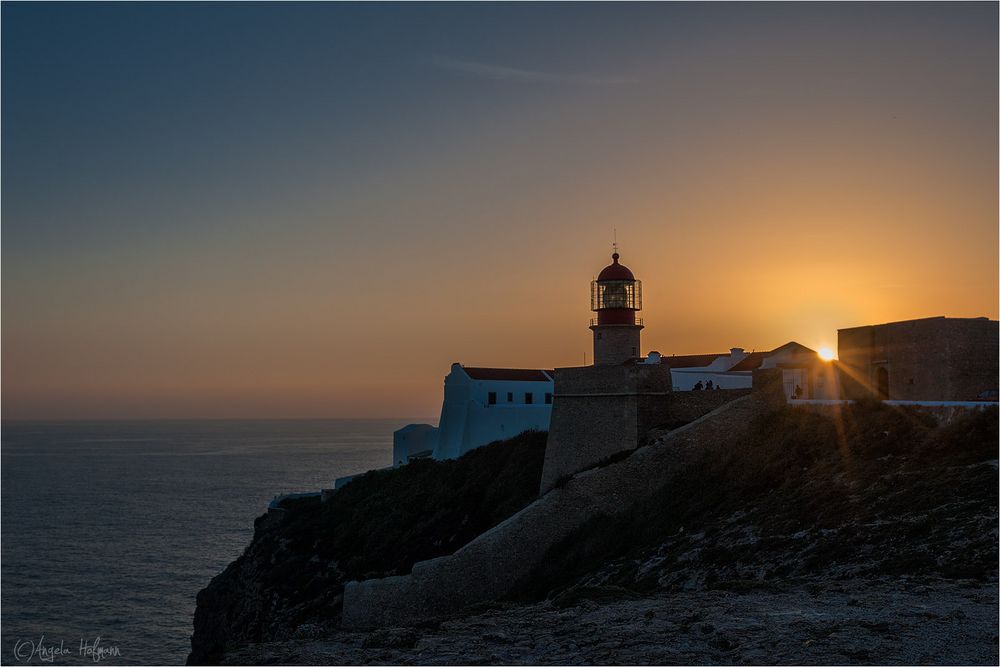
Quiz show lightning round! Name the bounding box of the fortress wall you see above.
[538,365,672,494]
[539,367,750,494]
[838,318,998,401]
[342,394,764,630]
[540,394,640,493]
[659,389,752,427]
[942,319,998,400]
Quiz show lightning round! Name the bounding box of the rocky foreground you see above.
[191,404,998,665]
[224,577,997,665]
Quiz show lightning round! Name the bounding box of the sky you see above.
[3,2,997,419]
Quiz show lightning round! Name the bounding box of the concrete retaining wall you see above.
[341,393,762,629]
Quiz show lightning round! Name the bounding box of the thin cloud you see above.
[429,55,636,86]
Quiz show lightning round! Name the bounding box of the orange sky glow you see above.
[3,3,997,419]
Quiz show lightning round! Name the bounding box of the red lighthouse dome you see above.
[591,252,642,326]
[596,253,635,281]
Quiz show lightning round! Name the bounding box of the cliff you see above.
[187,430,547,665]
[190,404,998,665]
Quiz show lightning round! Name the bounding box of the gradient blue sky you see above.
[4,2,997,418]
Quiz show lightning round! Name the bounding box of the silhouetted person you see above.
[693,381,704,391]
[794,384,803,399]
[706,380,714,390]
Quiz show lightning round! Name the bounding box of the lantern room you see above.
[591,253,642,326]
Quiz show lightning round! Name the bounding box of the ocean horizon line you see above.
[1,416,439,425]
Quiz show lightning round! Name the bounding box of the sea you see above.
[1,418,420,665]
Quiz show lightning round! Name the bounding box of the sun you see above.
[818,346,836,361]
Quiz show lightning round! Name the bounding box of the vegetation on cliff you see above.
[188,429,547,664]
[281,428,547,578]
[513,403,998,601]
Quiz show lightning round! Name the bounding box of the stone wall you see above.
[944,319,999,400]
[659,389,752,427]
[591,325,642,366]
[838,317,998,401]
[539,366,751,494]
[341,394,766,630]
[538,364,672,494]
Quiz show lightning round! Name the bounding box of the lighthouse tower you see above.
[590,252,643,365]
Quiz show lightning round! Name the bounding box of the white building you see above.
[660,341,836,399]
[393,363,555,466]
[662,347,758,390]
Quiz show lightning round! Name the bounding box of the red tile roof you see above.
[662,353,728,369]
[461,367,553,382]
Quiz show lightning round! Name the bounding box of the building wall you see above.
[809,361,842,399]
[458,402,551,455]
[431,364,554,461]
[838,317,998,401]
[392,424,439,467]
[943,319,999,400]
[758,345,839,400]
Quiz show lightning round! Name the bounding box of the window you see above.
[544,392,553,405]
[524,392,533,404]
[597,332,603,340]
[507,392,513,402]
[592,280,641,309]
[488,391,497,405]
[632,347,637,356]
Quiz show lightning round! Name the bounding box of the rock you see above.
[709,635,736,651]
[361,627,421,650]
[292,623,329,640]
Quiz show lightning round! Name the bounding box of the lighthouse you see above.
[590,252,643,365]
